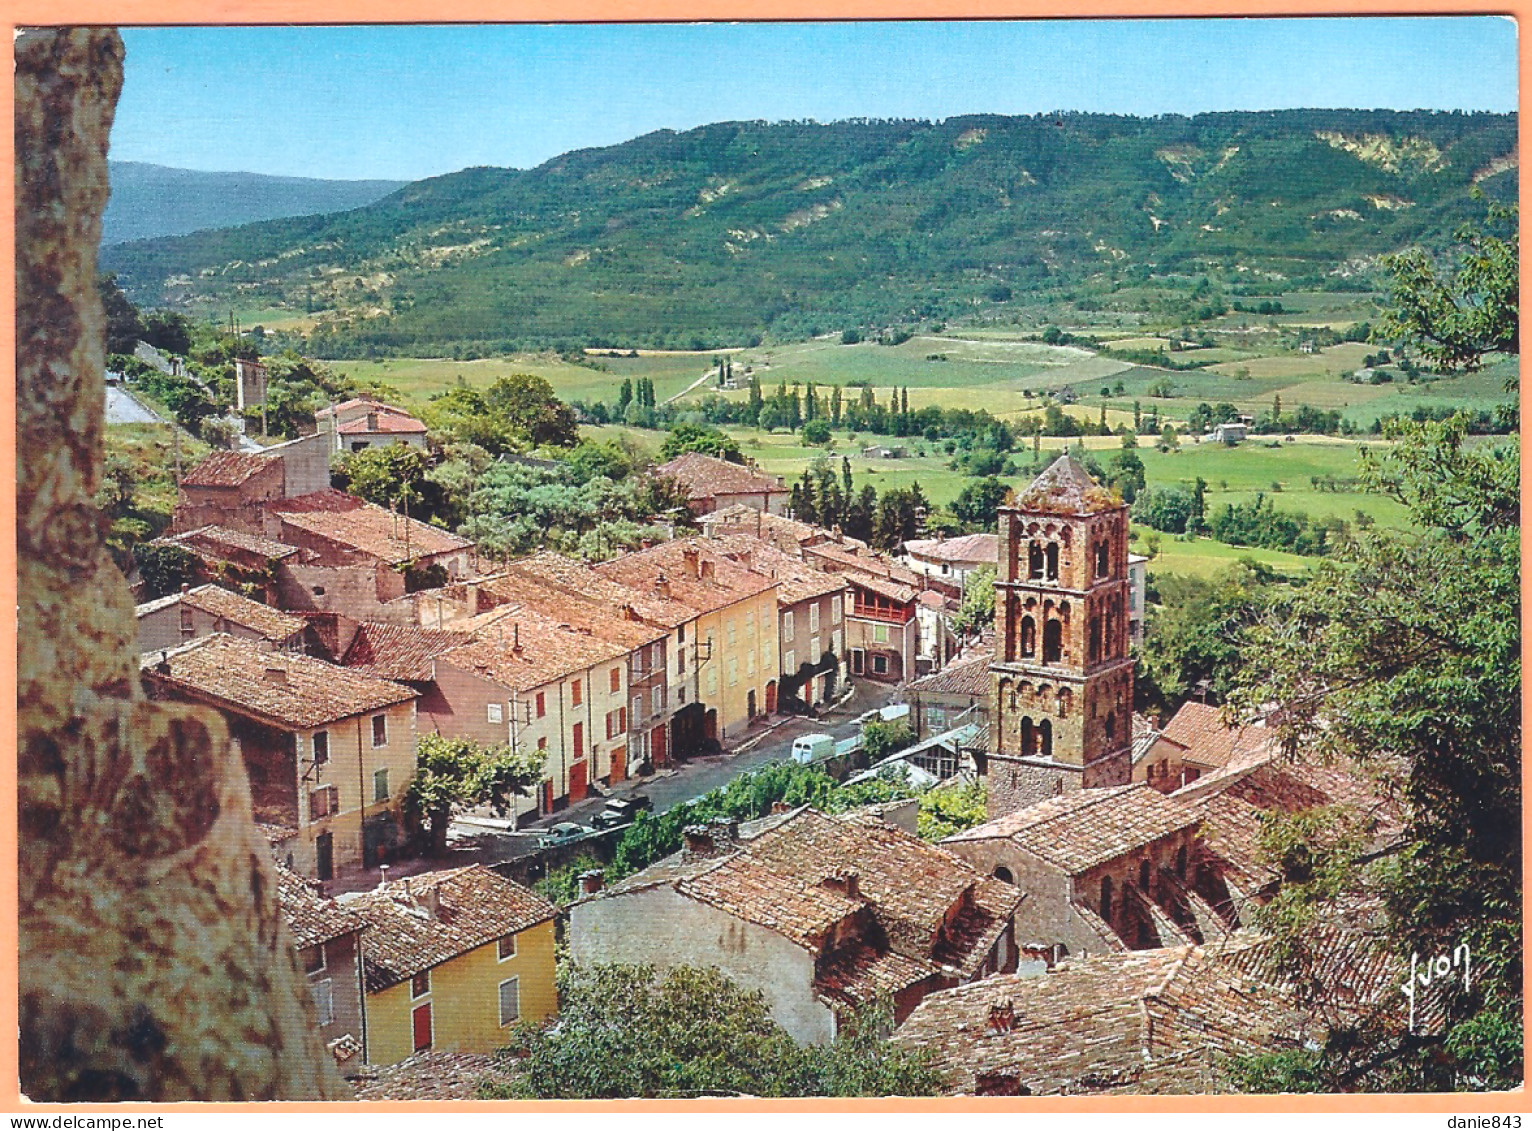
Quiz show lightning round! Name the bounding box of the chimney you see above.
[770,801,792,816]
[180,582,190,595]
[366,411,379,431]
[987,999,1016,1034]
[682,825,716,860]
[263,665,288,687]
[578,870,605,896]
[653,572,671,600]
[378,864,390,890]
[820,869,860,899]
[700,559,715,583]
[682,547,701,579]
[736,549,753,570]
[708,816,739,847]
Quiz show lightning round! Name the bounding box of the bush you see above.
[801,419,832,445]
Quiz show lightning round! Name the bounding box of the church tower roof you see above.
[1013,454,1122,515]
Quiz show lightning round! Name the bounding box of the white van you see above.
[790,733,836,764]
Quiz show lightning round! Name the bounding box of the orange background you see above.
[1,0,1526,1113]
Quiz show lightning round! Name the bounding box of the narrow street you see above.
[329,680,900,894]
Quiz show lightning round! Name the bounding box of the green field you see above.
[1128,529,1316,580]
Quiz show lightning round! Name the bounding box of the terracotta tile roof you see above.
[507,551,697,630]
[165,524,302,561]
[803,541,921,586]
[700,504,870,554]
[478,570,667,651]
[1191,791,1281,894]
[1011,455,1121,515]
[343,622,474,682]
[679,853,864,948]
[908,648,993,697]
[704,533,849,606]
[345,864,556,993]
[136,583,306,643]
[317,397,393,420]
[595,539,778,618]
[142,633,416,729]
[816,943,941,1008]
[439,605,629,692]
[180,451,276,488]
[896,930,1403,1095]
[944,784,1200,874]
[656,452,786,501]
[277,866,365,950]
[351,1052,513,1101]
[277,502,472,565]
[601,808,1019,1007]
[904,533,999,565]
[265,488,366,514]
[1157,701,1278,771]
[337,410,427,436]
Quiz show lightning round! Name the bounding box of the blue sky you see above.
[111,18,1518,182]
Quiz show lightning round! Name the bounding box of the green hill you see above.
[103,161,407,246]
[101,110,1517,355]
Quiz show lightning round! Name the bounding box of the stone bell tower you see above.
[984,455,1134,816]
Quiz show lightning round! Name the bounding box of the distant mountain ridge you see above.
[101,110,1516,354]
[102,161,407,245]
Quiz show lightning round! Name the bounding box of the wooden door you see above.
[610,745,627,784]
[652,724,668,767]
[412,1002,432,1052]
[569,760,588,804]
[765,682,777,714]
[316,832,333,882]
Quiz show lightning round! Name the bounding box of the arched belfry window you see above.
[1043,619,1063,664]
[1028,542,1045,580]
[1095,541,1110,579]
[1039,719,1053,759]
[1020,616,1036,658]
[1045,542,1060,581]
[1019,716,1035,758]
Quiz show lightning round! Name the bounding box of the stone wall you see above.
[16,28,346,1100]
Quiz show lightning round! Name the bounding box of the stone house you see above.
[906,646,993,739]
[942,783,1225,958]
[141,633,419,881]
[152,524,306,604]
[801,541,922,684]
[473,566,672,781]
[428,605,634,819]
[596,539,780,746]
[135,582,309,655]
[318,397,429,454]
[656,451,789,516]
[894,930,1407,1095]
[276,866,368,1069]
[698,503,870,557]
[342,865,557,1066]
[902,532,998,588]
[172,451,286,534]
[705,531,851,711]
[570,807,1022,1044]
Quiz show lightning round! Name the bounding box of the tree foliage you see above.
[660,422,743,463]
[406,734,544,854]
[1380,195,1518,371]
[1226,417,1521,1091]
[484,963,943,1098]
[951,564,995,638]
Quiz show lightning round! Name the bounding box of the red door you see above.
[569,760,588,804]
[652,724,668,768]
[765,681,777,714]
[610,745,627,784]
[412,1003,432,1052]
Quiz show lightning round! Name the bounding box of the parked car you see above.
[791,733,836,764]
[592,795,653,828]
[540,822,590,846]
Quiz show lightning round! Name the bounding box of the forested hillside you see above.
[102,110,1516,355]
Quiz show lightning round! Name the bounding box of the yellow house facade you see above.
[349,864,558,1066]
[595,540,779,746]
